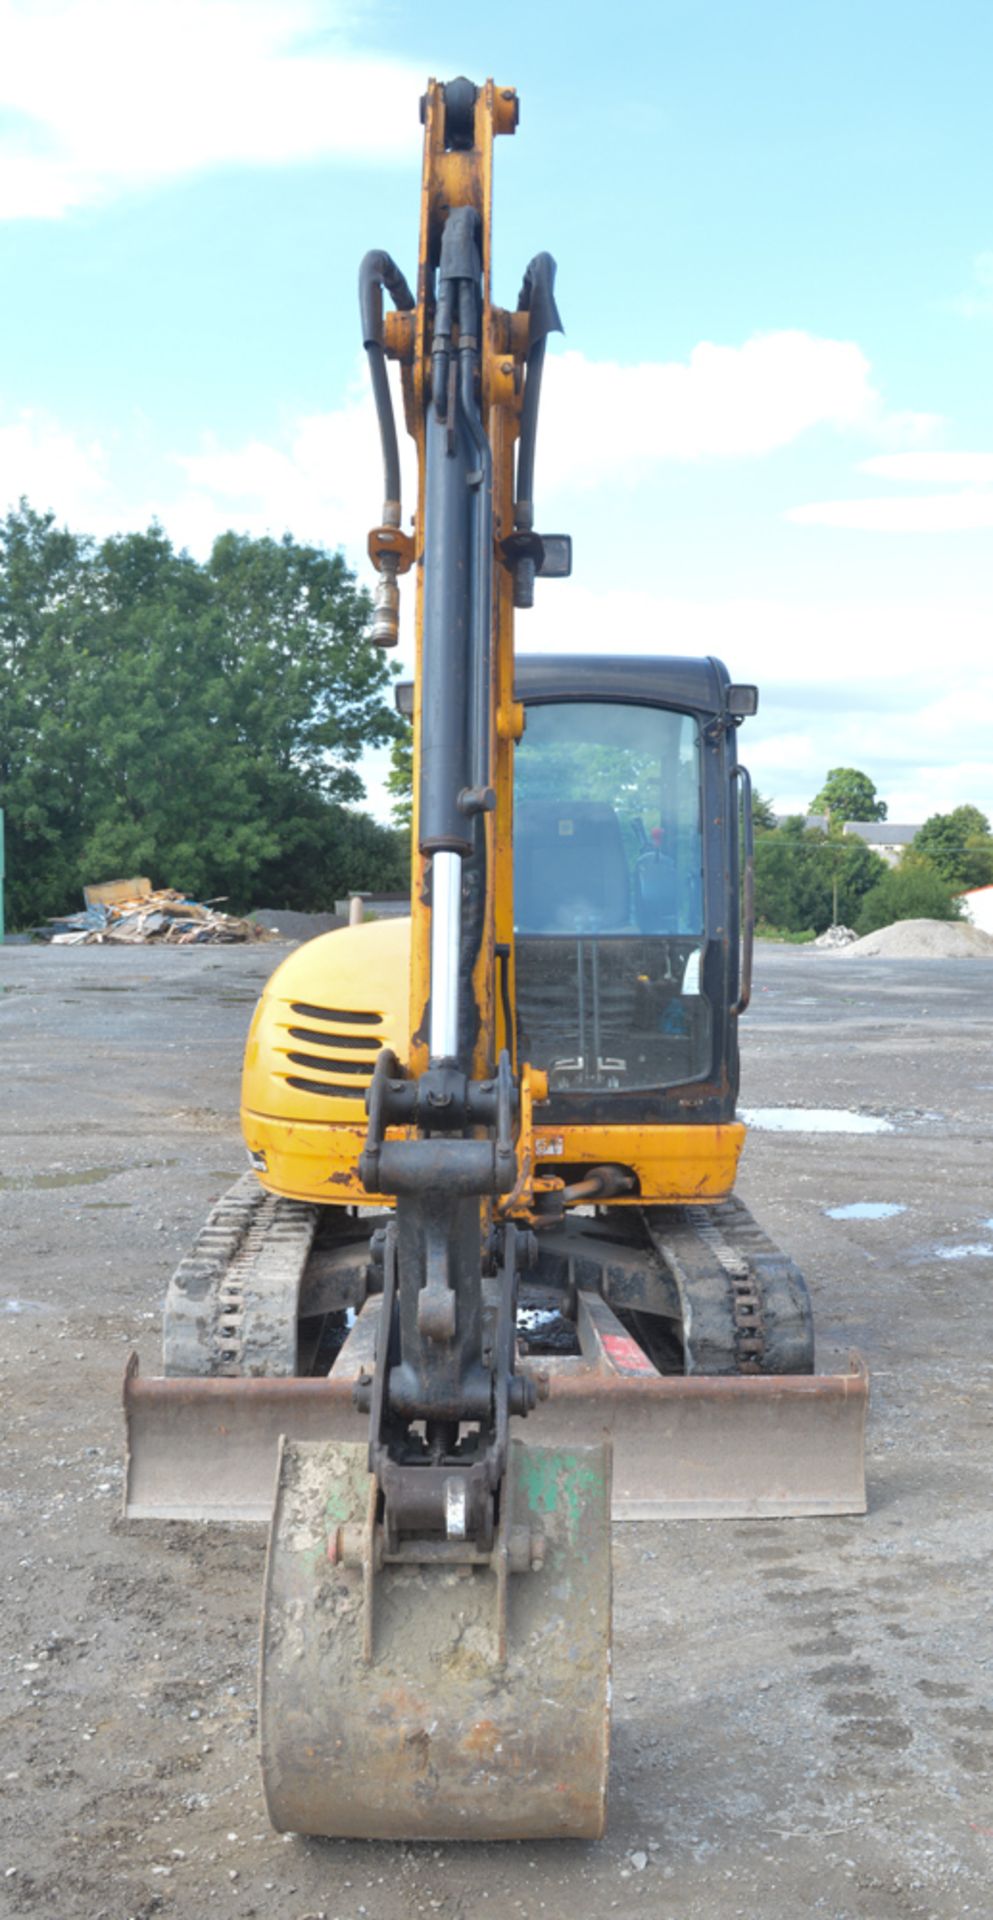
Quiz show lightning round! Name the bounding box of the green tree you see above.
[751,787,777,833]
[754,818,831,932]
[913,806,993,890]
[829,825,887,927]
[0,504,97,919]
[855,852,963,934]
[810,767,887,823]
[386,725,414,830]
[754,817,885,934]
[0,505,405,925]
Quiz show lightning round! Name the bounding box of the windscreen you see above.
[513,700,711,1092]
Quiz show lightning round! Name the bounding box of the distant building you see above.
[960,885,993,933]
[772,815,922,869]
[841,822,921,868]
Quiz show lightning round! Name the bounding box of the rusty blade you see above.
[532,1352,868,1517]
[122,1352,356,1522]
[123,1345,867,1524]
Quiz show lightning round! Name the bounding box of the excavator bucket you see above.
[259,1436,611,1841]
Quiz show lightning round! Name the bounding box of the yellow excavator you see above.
[124,78,867,1841]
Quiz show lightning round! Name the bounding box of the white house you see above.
[960,885,993,933]
[841,822,921,868]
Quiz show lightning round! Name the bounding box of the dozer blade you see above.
[123,1311,867,1525]
[258,1437,612,1841]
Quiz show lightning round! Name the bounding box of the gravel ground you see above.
[1,939,991,1920]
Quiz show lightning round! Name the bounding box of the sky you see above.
[1,0,992,826]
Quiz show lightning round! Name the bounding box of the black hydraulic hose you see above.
[514,252,563,535]
[359,250,414,514]
[367,350,402,511]
[514,333,545,531]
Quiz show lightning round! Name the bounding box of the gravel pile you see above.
[840,917,993,959]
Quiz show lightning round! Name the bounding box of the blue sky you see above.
[2,0,992,824]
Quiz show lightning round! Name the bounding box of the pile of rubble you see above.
[43,884,274,947]
[813,924,859,950]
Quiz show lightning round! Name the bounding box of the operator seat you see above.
[634,842,680,933]
[514,801,630,933]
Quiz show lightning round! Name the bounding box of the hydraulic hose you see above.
[359,250,414,516]
[511,253,563,606]
[359,250,415,646]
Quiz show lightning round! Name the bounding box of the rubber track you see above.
[164,1175,318,1378]
[641,1196,815,1375]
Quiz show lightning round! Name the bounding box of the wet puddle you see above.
[741,1108,893,1135]
[933,1243,993,1261]
[0,1165,125,1191]
[0,1157,175,1192]
[4,1297,55,1317]
[825,1202,905,1221]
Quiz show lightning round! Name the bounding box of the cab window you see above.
[513,700,711,1092]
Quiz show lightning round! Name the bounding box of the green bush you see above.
[755,923,818,944]
[855,854,962,934]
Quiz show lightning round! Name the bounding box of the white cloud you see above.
[537,333,936,489]
[0,1,424,219]
[171,360,417,565]
[521,580,993,683]
[788,445,993,532]
[860,451,993,486]
[3,326,935,577]
[165,334,931,557]
[0,363,414,570]
[0,409,110,520]
[518,581,993,821]
[788,491,993,532]
[948,251,993,320]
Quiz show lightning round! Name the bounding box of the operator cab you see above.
[513,655,753,1124]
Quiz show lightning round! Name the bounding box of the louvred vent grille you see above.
[280,1002,385,1102]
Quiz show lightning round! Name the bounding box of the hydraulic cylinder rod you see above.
[429,850,462,1060]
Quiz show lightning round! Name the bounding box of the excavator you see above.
[124,78,867,1841]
